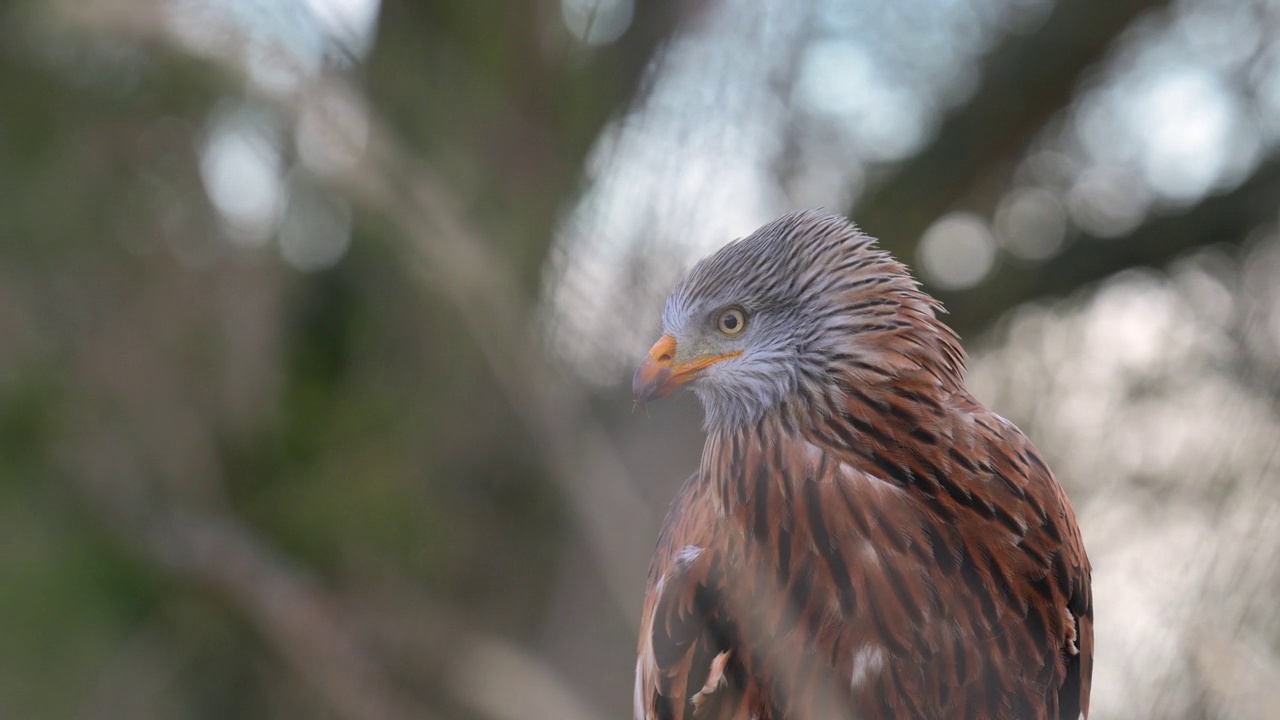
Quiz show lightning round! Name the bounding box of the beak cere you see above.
[632,334,741,406]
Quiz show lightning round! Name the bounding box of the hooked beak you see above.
[632,334,741,406]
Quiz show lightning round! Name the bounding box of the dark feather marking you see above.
[732,430,747,504]
[1068,572,1090,618]
[651,586,694,670]
[987,455,1030,501]
[834,275,896,294]
[1007,690,1035,720]
[782,561,813,637]
[835,480,875,540]
[915,485,959,523]
[802,467,857,616]
[1024,605,1049,654]
[868,449,917,488]
[654,693,674,720]
[1026,449,1052,476]
[982,545,1019,609]
[926,458,1002,523]
[778,404,798,437]
[832,321,908,335]
[991,500,1028,538]
[845,359,894,378]
[1060,624,1084,720]
[887,666,925,718]
[843,297,901,313]
[881,558,925,624]
[844,384,890,413]
[959,547,1002,628]
[909,427,939,444]
[947,446,979,474]
[789,264,824,301]
[753,451,770,541]
[1052,552,1073,601]
[918,520,953,573]
[882,400,922,426]
[1028,564,1057,603]
[776,522,792,587]
[828,410,869,445]
[878,686,897,720]
[866,584,910,655]
[845,384,932,435]
[888,383,941,410]
[1042,516,1063,544]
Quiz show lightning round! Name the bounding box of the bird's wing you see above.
[1042,447,1093,720]
[784,396,1094,720]
[783,407,1095,712]
[636,473,763,720]
[968,410,1093,720]
[815,399,1095,720]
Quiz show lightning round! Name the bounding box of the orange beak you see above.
[632,334,740,405]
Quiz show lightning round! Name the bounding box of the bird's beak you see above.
[633,334,740,405]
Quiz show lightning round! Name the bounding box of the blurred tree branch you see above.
[941,158,1280,338]
[349,578,610,720]
[368,0,704,293]
[95,501,437,720]
[78,461,610,720]
[851,0,1169,256]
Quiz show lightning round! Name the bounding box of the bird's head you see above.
[633,210,964,429]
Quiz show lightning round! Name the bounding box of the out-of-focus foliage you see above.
[1,0,1278,719]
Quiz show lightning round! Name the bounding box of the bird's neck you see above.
[697,291,970,510]
[701,370,966,519]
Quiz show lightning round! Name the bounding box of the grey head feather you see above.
[661,209,964,430]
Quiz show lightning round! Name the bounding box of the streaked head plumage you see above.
[635,210,964,429]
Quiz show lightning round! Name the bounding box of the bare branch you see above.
[940,158,1280,338]
[76,486,436,720]
[852,0,1170,255]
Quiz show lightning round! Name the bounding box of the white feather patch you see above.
[674,544,703,566]
[850,644,888,688]
[634,658,647,720]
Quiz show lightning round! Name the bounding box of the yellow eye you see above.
[716,307,747,335]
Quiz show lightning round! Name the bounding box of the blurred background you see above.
[2,0,1279,718]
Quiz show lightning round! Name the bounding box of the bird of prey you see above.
[631,211,1092,720]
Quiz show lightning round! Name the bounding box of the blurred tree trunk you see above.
[366,0,702,294]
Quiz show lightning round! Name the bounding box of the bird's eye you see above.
[715,307,747,335]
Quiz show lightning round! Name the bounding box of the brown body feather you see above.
[637,380,1092,719]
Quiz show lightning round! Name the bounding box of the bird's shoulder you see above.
[963,407,1093,720]
[798,389,1095,719]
